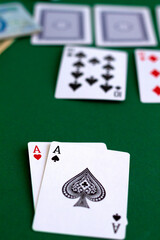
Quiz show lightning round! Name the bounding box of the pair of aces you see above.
[31,3,157,47]
[28,142,130,239]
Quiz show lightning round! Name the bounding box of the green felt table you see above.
[0,0,160,240]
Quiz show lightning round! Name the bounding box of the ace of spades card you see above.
[55,46,128,101]
[33,142,130,239]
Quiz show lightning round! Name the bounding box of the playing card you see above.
[31,3,92,45]
[32,142,130,239]
[28,142,50,208]
[55,46,128,101]
[28,142,107,208]
[135,49,160,103]
[156,6,160,40]
[94,5,157,47]
[0,3,41,40]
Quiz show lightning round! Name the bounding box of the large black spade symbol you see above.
[62,168,106,208]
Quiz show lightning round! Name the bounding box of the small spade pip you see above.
[52,155,59,162]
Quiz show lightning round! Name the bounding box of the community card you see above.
[156,6,160,40]
[94,5,157,47]
[0,3,41,40]
[28,142,107,208]
[55,46,128,101]
[31,3,92,45]
[135,49,160,103]
[33,142,130,239]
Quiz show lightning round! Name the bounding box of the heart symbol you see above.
[113,214,121,221]
[34,154,41,160]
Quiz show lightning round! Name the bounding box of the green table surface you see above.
[0,0,160,239]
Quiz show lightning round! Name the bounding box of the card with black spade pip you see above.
[32,142,130,239]
[28,142,107,208]
[55,46,128,101]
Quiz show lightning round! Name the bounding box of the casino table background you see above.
[0,0,160,239]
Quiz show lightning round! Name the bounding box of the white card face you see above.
[33,142,130,239]
[28,142,50,208]
[94,5,157,47]
[31,3,92,45]
[135,49,160,103]
[28,142,107,208]
[156,6,160,40]
[55,46,128,101]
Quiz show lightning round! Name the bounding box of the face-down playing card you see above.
[55,46,128,101]
[135,49,160,103]
[156,6,160,41]
[32,142,130,239]
[94,5,157,47]
[31,3,92,45]
[28,142,107,208]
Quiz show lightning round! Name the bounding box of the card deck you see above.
[28,142,107,208]
[135,49,160,103]
[94,5,157,47]
[0,3,41,40]
[32,142,130,239]
[31,3,92,45]
[55,46,128,101]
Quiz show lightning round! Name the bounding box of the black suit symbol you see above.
[73,61,85,67]
[113,214,121,221]
[75,52,86,58]
[103,64,114,70]
[104,55,115,61]
[62,168,106,208]
[89,58,100,65]
[69,83,82,91]
[86,76,98,85]
[52,155,59,162]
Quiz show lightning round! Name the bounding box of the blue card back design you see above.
[101,12,148,42]
[39,10,84,40]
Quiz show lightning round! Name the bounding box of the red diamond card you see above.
[135,49,160,103]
